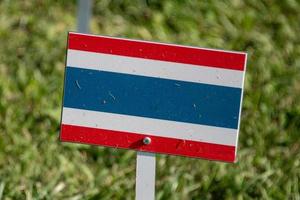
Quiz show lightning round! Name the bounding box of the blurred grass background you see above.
[0,0,300,199]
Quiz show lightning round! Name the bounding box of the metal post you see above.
[77,0,92,33]
[135,152,156,200]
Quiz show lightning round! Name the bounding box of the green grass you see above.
[0,0,300,199]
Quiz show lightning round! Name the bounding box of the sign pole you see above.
[77,0,92,33]
[135,151,156,200]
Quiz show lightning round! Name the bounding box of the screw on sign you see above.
[60,32,247,199]
[143,137,151,145]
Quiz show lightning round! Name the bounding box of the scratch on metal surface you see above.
[176,140,186,150]
[108,91,116,100]
[75,80,82,89]
[198,147,203,153]
[174,83,181,87]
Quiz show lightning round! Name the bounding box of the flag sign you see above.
[60,32,247,162]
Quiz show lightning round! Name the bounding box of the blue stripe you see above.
[63,67,241,129]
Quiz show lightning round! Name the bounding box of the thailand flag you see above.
[60,32,247,162]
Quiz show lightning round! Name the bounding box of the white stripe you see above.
[62,107,237,146]
[67,50,244,88]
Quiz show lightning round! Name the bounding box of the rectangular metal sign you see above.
[60,32,247,162]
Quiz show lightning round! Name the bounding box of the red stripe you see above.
[60,124,236,162]
[68,33,246,71]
